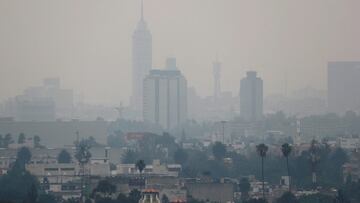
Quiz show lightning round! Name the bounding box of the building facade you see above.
[328,61,360,114]
[131,1,152,113]
[240,71,263,121]
[143,68,187,130]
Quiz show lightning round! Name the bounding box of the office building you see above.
[143,64,187,129]
[240,71,263,121]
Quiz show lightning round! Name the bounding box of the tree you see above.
[239,177,251,202]
[281,143,292,191]
[117,193,129,203]
[27,183,38,203]
[212,142,226,160]
[162,194,170,203]
[276,192,298,203]
[334,189,350,203]
[57,149,72,163]
[38,194,57,203]
[256,143,268,200]
[298,194,333,203]
[4,133,13,148]
[16,147,32,170]
[75,141,92,165]
[18,133,26,144]
[33,135,41,148]
[245,198,268,203]
[128,189,141,203]
[0,134,3,148]
[0,163,39,202]
[309,139,320,188]
[136,160,146,174]
[174,148,188,165]
[93,179,116,198]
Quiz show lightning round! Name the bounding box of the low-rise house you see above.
[338,136,360,150]
[185,182,234,203]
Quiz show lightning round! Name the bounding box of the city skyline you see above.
[0,0,359,106]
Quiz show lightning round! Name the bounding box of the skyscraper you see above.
[213,60,221,101]
[328,61,360,114]
[131,0,152,113]
[143,60,187,129]
[240,71,263,121]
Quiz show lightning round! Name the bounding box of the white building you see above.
[143,67,187,130]
[240,71,263,121]
[116,160,181,177]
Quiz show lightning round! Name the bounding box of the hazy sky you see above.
[0,0,359,105]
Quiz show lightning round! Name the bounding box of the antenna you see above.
[141,0,144,20]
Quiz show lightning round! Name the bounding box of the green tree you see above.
[256,143,268,200]
[57,149,72,163]
[117,193,130,203]
[174,148,188,165]
[239,177,251,202]
[162,194,170,203]
[33,135,41,148]
[128,189,141,203]
[18,133,26,144]
[0,158,39,202]
[276,192,298,203]
[135,160,146,174]
[93,179,116,198]
[4,133,13,148]
[0,134,3,148]
[309,139,320,188]
[334,189,350,203]
[27,183,38,203]
[298,194,333,203]
[212,142,226,160]
[245,198,268,203]
[15,147,32,170]
[38,194,57,203]
[281,143,292,191]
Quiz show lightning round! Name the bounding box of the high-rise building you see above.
[213,60,221,101]
[240,71,263,121]
[328,61,360,114]
[143,63,187,129]
[131,0,152,113]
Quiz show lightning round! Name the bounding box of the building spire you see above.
[141,0,144,21]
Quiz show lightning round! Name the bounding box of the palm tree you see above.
[309,139,320,189]
[136,160,146,175]
[281,143,292,191]
[256,143,268,200]
[256,144,269,199]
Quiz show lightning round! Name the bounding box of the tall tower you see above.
[131,0,152,113]
[213,59,221,101]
